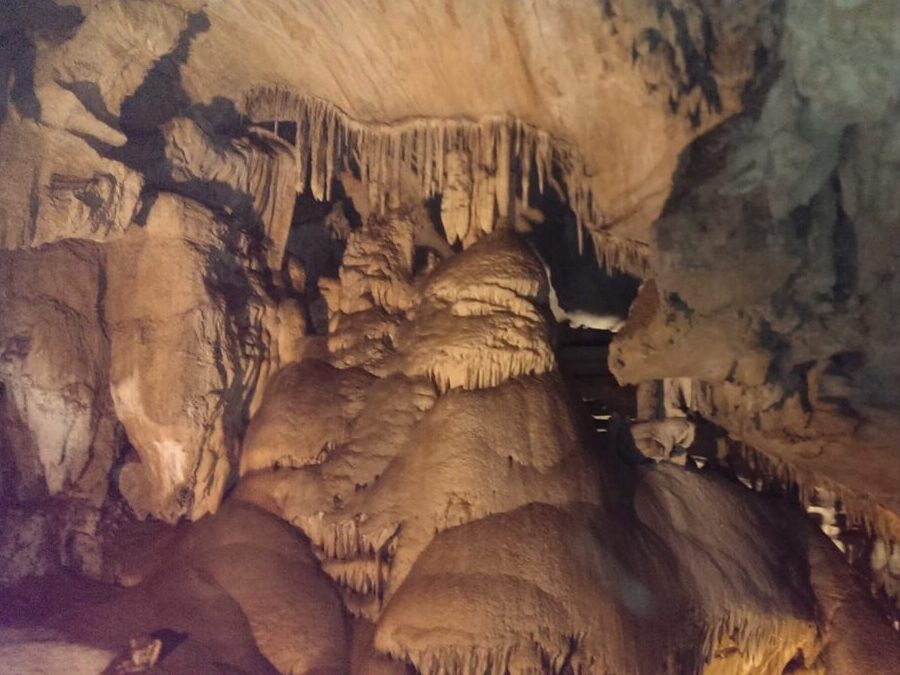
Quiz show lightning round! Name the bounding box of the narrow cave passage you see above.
[529,193,900,636]
[523,187,640,439]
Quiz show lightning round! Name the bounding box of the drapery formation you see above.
[244,86,650,276]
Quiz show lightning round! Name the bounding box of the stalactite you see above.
[701,611,816,673]
[243,86,647,275]
[690,404,900,598]
[298,513,399,561]
[718,433,897,545]
[591,232,650,278]
[321,557,384,597]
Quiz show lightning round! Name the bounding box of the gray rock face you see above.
[611,0,900,538]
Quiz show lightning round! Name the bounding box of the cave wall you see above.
[611,0,900,545]
[0,0,776,520]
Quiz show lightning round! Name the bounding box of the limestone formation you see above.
[0,242,117,503]
[160,116,298,270]
[2,0,899,673]
[393,232,556,391]
[239,359,375,476]
[631,418,696,461]
[105,193,282,522]
[0,107,141,250]
[0,629,117,675]
[612,0,900,547]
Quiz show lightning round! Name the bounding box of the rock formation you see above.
[1,0,899,672]
[612,0,900,552]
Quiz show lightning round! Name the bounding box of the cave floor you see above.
[0,563,279,674]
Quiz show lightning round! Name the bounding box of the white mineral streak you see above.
[244,87,647,274]
[539,259,627,332]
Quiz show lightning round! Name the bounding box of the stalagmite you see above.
[239,360,373,476]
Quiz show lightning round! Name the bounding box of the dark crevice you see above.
[118,11,211,134]
[275,120,297,144]
[667,292,693,320]
[285,190,346,335]
[527,178,639,319]
[831,174,858,305]
[0,31,40,123]
[758,319,792,385]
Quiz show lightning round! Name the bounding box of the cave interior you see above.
[0,1,899,673]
